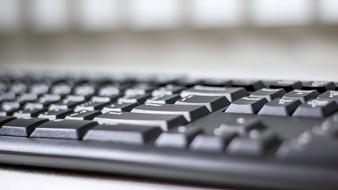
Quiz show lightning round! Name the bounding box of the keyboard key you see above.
[75,101,110,112]
[65,110,101,120]
[91,94,121,103]
[10,82,28,94]
[84,124,162,145]
[283,89,319,103]
[293,100,338,118]
[258,98,301,116]
[38,109,73,120]
[269,80,302,92]
[317,90,338,103]
[30,83,49,94]
[155,126,202,148]
[190,132,237,152]
[0,101,20,116]
[132,103,209,121]
[94,112,187,131]
[0,116,16,126]
[146,94,180,104]
[227,131,281,157]
[51,83,72,95]
[13,108,46,119]
[24,102,46,110]
[181,86,248,102]
[118,94,151,104]
[101,103,138,113]
[98,85,123,96]
[0,92,16,101]
[49,100,82,111]
[0,118,48,137]
[125,84,156,96]
[74,84,95,96]
[225,97,268,114]
[231,80,265,91]
[215,118,266,136]
[152,85,185,96]
[17,93,39,103]
[31,120,98,140]
[301,81,335,93]
[175,95,229,112]
[39,94,62,104]
[250,88,286,101]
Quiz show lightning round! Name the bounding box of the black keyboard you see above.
[1,73,338,189]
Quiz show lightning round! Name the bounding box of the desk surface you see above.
[0,165,225,190]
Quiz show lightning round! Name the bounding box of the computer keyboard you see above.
[1,73,338,189]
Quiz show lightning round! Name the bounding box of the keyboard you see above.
[1,73,338,190]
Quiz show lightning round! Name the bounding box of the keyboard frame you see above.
[0,135,337,190]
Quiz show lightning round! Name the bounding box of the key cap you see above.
[13,108,46,119]
[317,90,338,103]
[175,95,229,112]
[91,94,121,103]
[155,126,202,148]
[38,109,73,120]
[181,86,248,102]
[0,116,16,126]
[225,97,268,114]
[132,103,209,121]
[30,83,49,94]
[24,102,47,110]
[64,95,86,102]
[301,81,335,93]
[74,84,95,96]
[258,98,301,116]
[227,130,281,157]
[215,118,266,135]
[118,94,151,104]
[293,100,338,118]
[74,101,110,112]
[190,132,237,152]
[98,85,123,96]
[31,120,98,140]
[250,88,286,101]
[0,92,16,101]
[49,100,82,111]
[231,80,265,91]
[101,103,138,113]
[146,94,180,104]
[65,110,101,120]
[283,89,319,103]
[94,112,187,131]
[0,118,48,137]
[10,82,28,94]
[84,124,162,144]
[51,83,72,95]
[125,84,156,96]
[269,80,302,92]
[17,93,39,103]
[39,94,62,104]
[0,102,20,116]
[152,85,186,96]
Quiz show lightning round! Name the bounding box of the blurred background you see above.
[0,0,338,80]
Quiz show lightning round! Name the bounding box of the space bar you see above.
[93,112,187,131]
